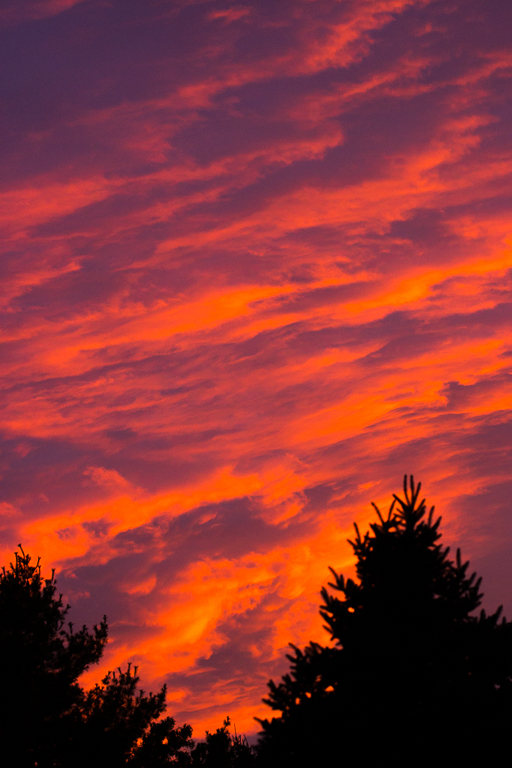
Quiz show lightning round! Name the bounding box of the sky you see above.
[1,0,512,738]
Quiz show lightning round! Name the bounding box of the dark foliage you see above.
[191,717,255,768]
[0,547,193,767]
[0,546,107,766]
[256,477,512,765]
[69,664,193,768]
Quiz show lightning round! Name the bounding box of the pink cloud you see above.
[1,0,511,737]
[0,0,86,25]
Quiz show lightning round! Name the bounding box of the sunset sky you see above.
[1,0,512,737]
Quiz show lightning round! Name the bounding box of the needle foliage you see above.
[256,477,512,764]
[191,717,255,767]
[0,546,107,766]
[0,547,193,767]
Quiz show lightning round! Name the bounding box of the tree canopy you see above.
[256,476,512,764]
[0,546,107,766]
[191,717,255,767]
[0,547,193,767]
[0,545,256,767]
[2,477,511,766]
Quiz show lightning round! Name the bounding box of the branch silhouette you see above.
[0,547,193,767]
[256,476,512,765]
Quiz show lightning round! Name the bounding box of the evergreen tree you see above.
[70,663,193,768]
[256,477,512,765]
[0,546,107,766]
[191,717,255,768]
[0,547,193,767]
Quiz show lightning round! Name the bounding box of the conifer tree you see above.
[0,546,107,766]
[191,716,255,767]
[69,663,193,767]
[256,477,512,765]
[0,547,193,767]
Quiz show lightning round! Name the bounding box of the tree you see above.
[0,546,107,767]
[69,663,193,768]
[0,547,193,768]
[191,717,255,768]
[256,477,512,765]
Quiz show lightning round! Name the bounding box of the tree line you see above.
[1,477,511,766]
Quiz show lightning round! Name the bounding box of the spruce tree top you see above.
[257,477,512,765]
[0,545,107,684]
[321,475,486,652]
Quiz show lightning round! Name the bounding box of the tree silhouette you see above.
[0,547,192,767]
[0,546,107,766]
[256,477,512,765]
[69,663,193,767]
[191,717,255,767]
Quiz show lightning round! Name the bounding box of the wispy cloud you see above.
[1,0,511,735]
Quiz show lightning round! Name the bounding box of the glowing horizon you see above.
[1,0,511,736]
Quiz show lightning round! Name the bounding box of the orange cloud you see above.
[1,0,511,739]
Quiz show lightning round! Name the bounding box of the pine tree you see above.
[256,477,512,765]
[0,546,107,767]
[69,663,193,767]
[191,717,255,768]
[0,547,193,768]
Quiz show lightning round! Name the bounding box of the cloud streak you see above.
[1,0,511,735]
